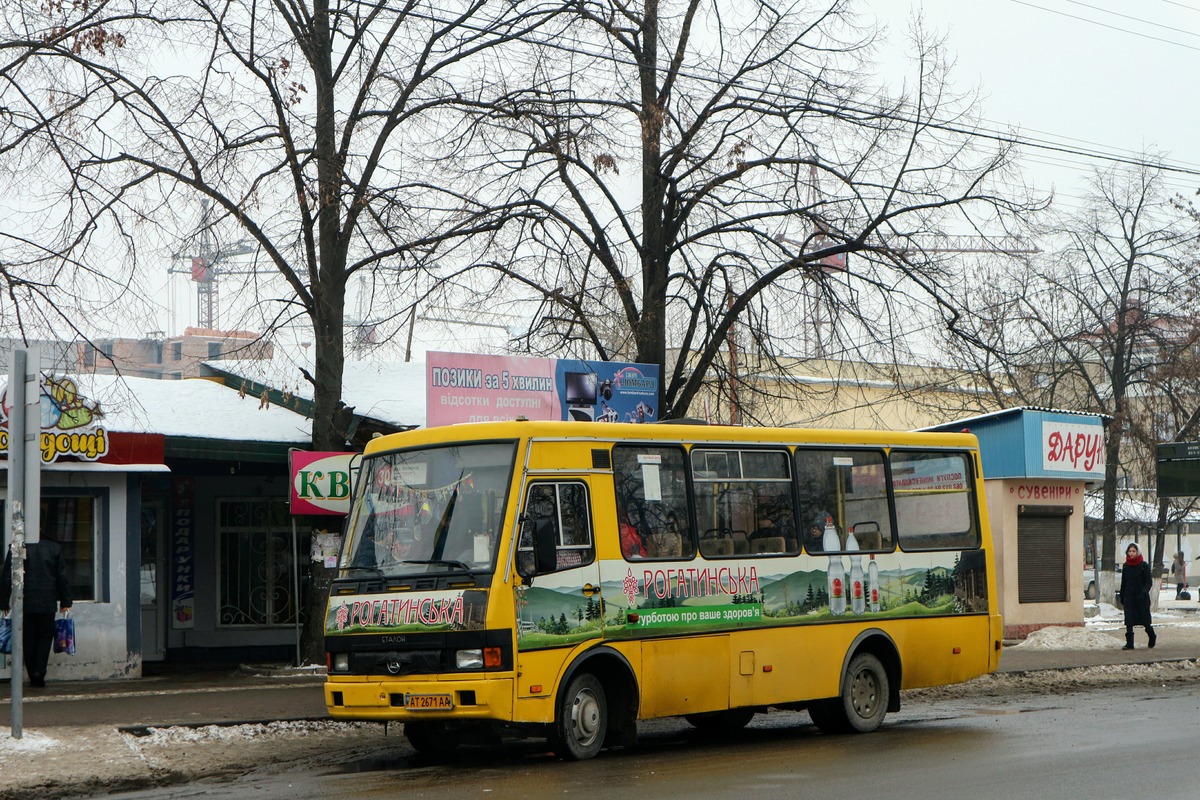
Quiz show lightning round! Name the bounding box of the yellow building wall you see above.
[707,357,1002,431]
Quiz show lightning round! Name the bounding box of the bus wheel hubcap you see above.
[572,690,601,744]
[850,670,878,716]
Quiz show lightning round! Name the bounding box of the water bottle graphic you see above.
[847,529,865,615]
[823,516,845,615]
[868,554,880,612]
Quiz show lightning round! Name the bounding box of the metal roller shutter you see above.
[1017,515,1068,603]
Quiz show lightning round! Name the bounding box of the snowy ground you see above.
[0,720,395,799]
[1080,598,1200,640]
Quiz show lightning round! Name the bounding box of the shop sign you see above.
[1011,484,1077,501]
[290,450,355,515]
[171,476,196,630]
[1042,420,1104,476]
[0,376,109,462]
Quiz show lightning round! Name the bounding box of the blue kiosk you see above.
[928,407,1107,639]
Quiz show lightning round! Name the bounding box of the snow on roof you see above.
[1083,492,1200,525]
[69,374,311,443]
[922,405,1111,432]
[207,358,426,429]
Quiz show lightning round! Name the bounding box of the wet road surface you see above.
[96,682,1196,800]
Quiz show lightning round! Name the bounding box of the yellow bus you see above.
[323,419,1001,759]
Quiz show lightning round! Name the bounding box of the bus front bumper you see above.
[325,676,514,722]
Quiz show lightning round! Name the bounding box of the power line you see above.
[1056,0,1200,39]
[1156,0,1200,12]
[1009,0,1200,51]
[248,1,1200,187]
[398,3,1200,179]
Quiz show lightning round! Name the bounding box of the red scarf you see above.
[1125,553,1144,567]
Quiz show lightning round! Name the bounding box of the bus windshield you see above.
[340,441,516,577]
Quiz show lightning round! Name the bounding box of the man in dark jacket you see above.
[1,539,73,687]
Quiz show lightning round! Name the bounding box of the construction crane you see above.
[774,165,1040,357]
[169,200,255,329]
[893,234,1040,256]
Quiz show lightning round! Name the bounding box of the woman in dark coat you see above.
[1120,542,1155,650]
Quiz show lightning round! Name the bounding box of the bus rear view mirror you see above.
[534,517,558,575]
[515,515,559,581]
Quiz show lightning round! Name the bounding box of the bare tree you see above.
[4,0,565,662]
[947,161,1200,601]
[0,4,151,350]
[1126,342,1200,594]
[452,1,1040,419]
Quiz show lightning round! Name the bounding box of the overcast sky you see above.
[875,0,1200,213]
[158,0,1200,352]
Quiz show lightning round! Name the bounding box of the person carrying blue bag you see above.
[1,538,73,688]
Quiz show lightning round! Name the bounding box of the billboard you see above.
[427,352,660,427]
[556,359,658,423]
[1157,442,1200,498]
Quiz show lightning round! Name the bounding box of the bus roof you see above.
[361,419,981,456]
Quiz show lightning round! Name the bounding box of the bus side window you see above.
[891,451,979,551]
[614,445,693,560]
[517,482,595,576]
[692,447,794,558]
[794,448,893,554]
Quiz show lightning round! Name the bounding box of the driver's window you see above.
[517,482,595,574]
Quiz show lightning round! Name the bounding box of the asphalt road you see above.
[93,680,1199,800]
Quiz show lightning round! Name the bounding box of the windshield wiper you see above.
[342,565,386,577]
[401,558,472,571]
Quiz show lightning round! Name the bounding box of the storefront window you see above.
[217,498,302,626]
[41,495,102,602]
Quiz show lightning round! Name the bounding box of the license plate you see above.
[404,693,453,710]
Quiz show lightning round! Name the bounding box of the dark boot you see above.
[1148,627,1156,649]
[1123,629,1134,650]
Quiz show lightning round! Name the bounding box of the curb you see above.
[996,656,1200,675]
[235,663,327,679]
[117,716,339,737]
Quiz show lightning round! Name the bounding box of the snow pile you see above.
[1014,626,1124,650]
[0,729,58,754]
[131,719,370,746]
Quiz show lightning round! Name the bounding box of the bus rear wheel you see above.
[685,708,755,732]
[404,721,462,756]
[552,673,607,760]
[810,652,889,734]
[807,698,849,734]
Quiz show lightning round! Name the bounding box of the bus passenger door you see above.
[514,480,604,653]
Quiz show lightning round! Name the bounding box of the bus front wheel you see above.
[553,673,608,760]
[810,652,889,734]
[404,721,462,755]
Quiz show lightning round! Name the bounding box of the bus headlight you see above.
[332,653,350,673]
[456,649,484,669]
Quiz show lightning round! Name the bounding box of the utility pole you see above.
[7,347,41,739]
[726,290,742,425]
